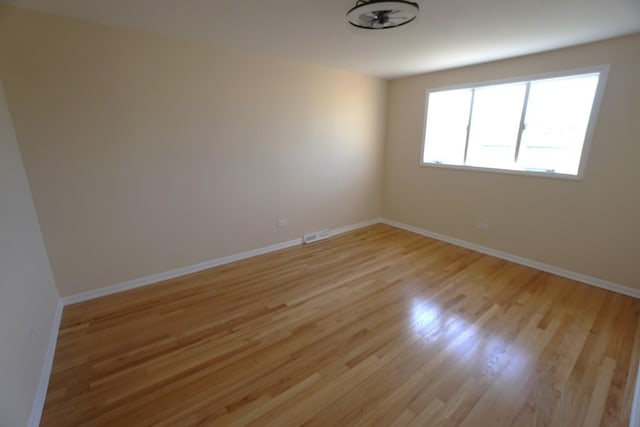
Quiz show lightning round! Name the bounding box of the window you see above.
[421,66,609,178]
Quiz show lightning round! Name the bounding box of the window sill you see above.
[419,161,584,180]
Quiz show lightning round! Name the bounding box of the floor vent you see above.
[303,229,331,244]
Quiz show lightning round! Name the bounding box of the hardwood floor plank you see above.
[583,356,617,427]
[40,224,640,426]
[389,410,415,427]
[406,398,445,427]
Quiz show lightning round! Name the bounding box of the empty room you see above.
[1,1,640,426]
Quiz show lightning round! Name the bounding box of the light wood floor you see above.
[42,224,640,426]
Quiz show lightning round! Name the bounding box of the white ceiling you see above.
[2,0,640,78]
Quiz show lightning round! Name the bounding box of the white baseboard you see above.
[28,299,63,427]
[329,218,381,237]
[63,216,639,304]
[380,218,640,300]
[62,218,381,305]
[631,359,640,427]
[62,238,302,305]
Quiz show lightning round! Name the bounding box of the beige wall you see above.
[0,6,387,297]
[0,82,59,427]
[1,5,635,300]
[383,33,640,289]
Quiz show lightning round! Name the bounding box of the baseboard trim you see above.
[329,218,381,238]
[380,218,640,300]
[28,299,63,427]
[631,359,640,427]
[62,218,381,305]
[63,217,639,304]
[62,238,302,305]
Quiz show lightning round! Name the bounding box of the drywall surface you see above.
[0,83,59,427]
[0,6,387,296]
[383,33,640,289]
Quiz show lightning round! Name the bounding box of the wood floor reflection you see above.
[41,224,640,426]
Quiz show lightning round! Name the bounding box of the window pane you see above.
[423,89,472,165]
[517,74,599,175]
[466,83,526,169]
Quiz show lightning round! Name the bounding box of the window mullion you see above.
[514,82,531,163]
[463,88,475,164]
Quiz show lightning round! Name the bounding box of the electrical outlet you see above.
[476,222,489,231]
[277,219,288,228]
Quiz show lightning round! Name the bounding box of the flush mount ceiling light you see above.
[347,0,420,30]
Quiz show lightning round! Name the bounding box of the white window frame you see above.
[419,65,610,180]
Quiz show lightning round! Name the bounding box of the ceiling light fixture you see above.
[347,0,420,30]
